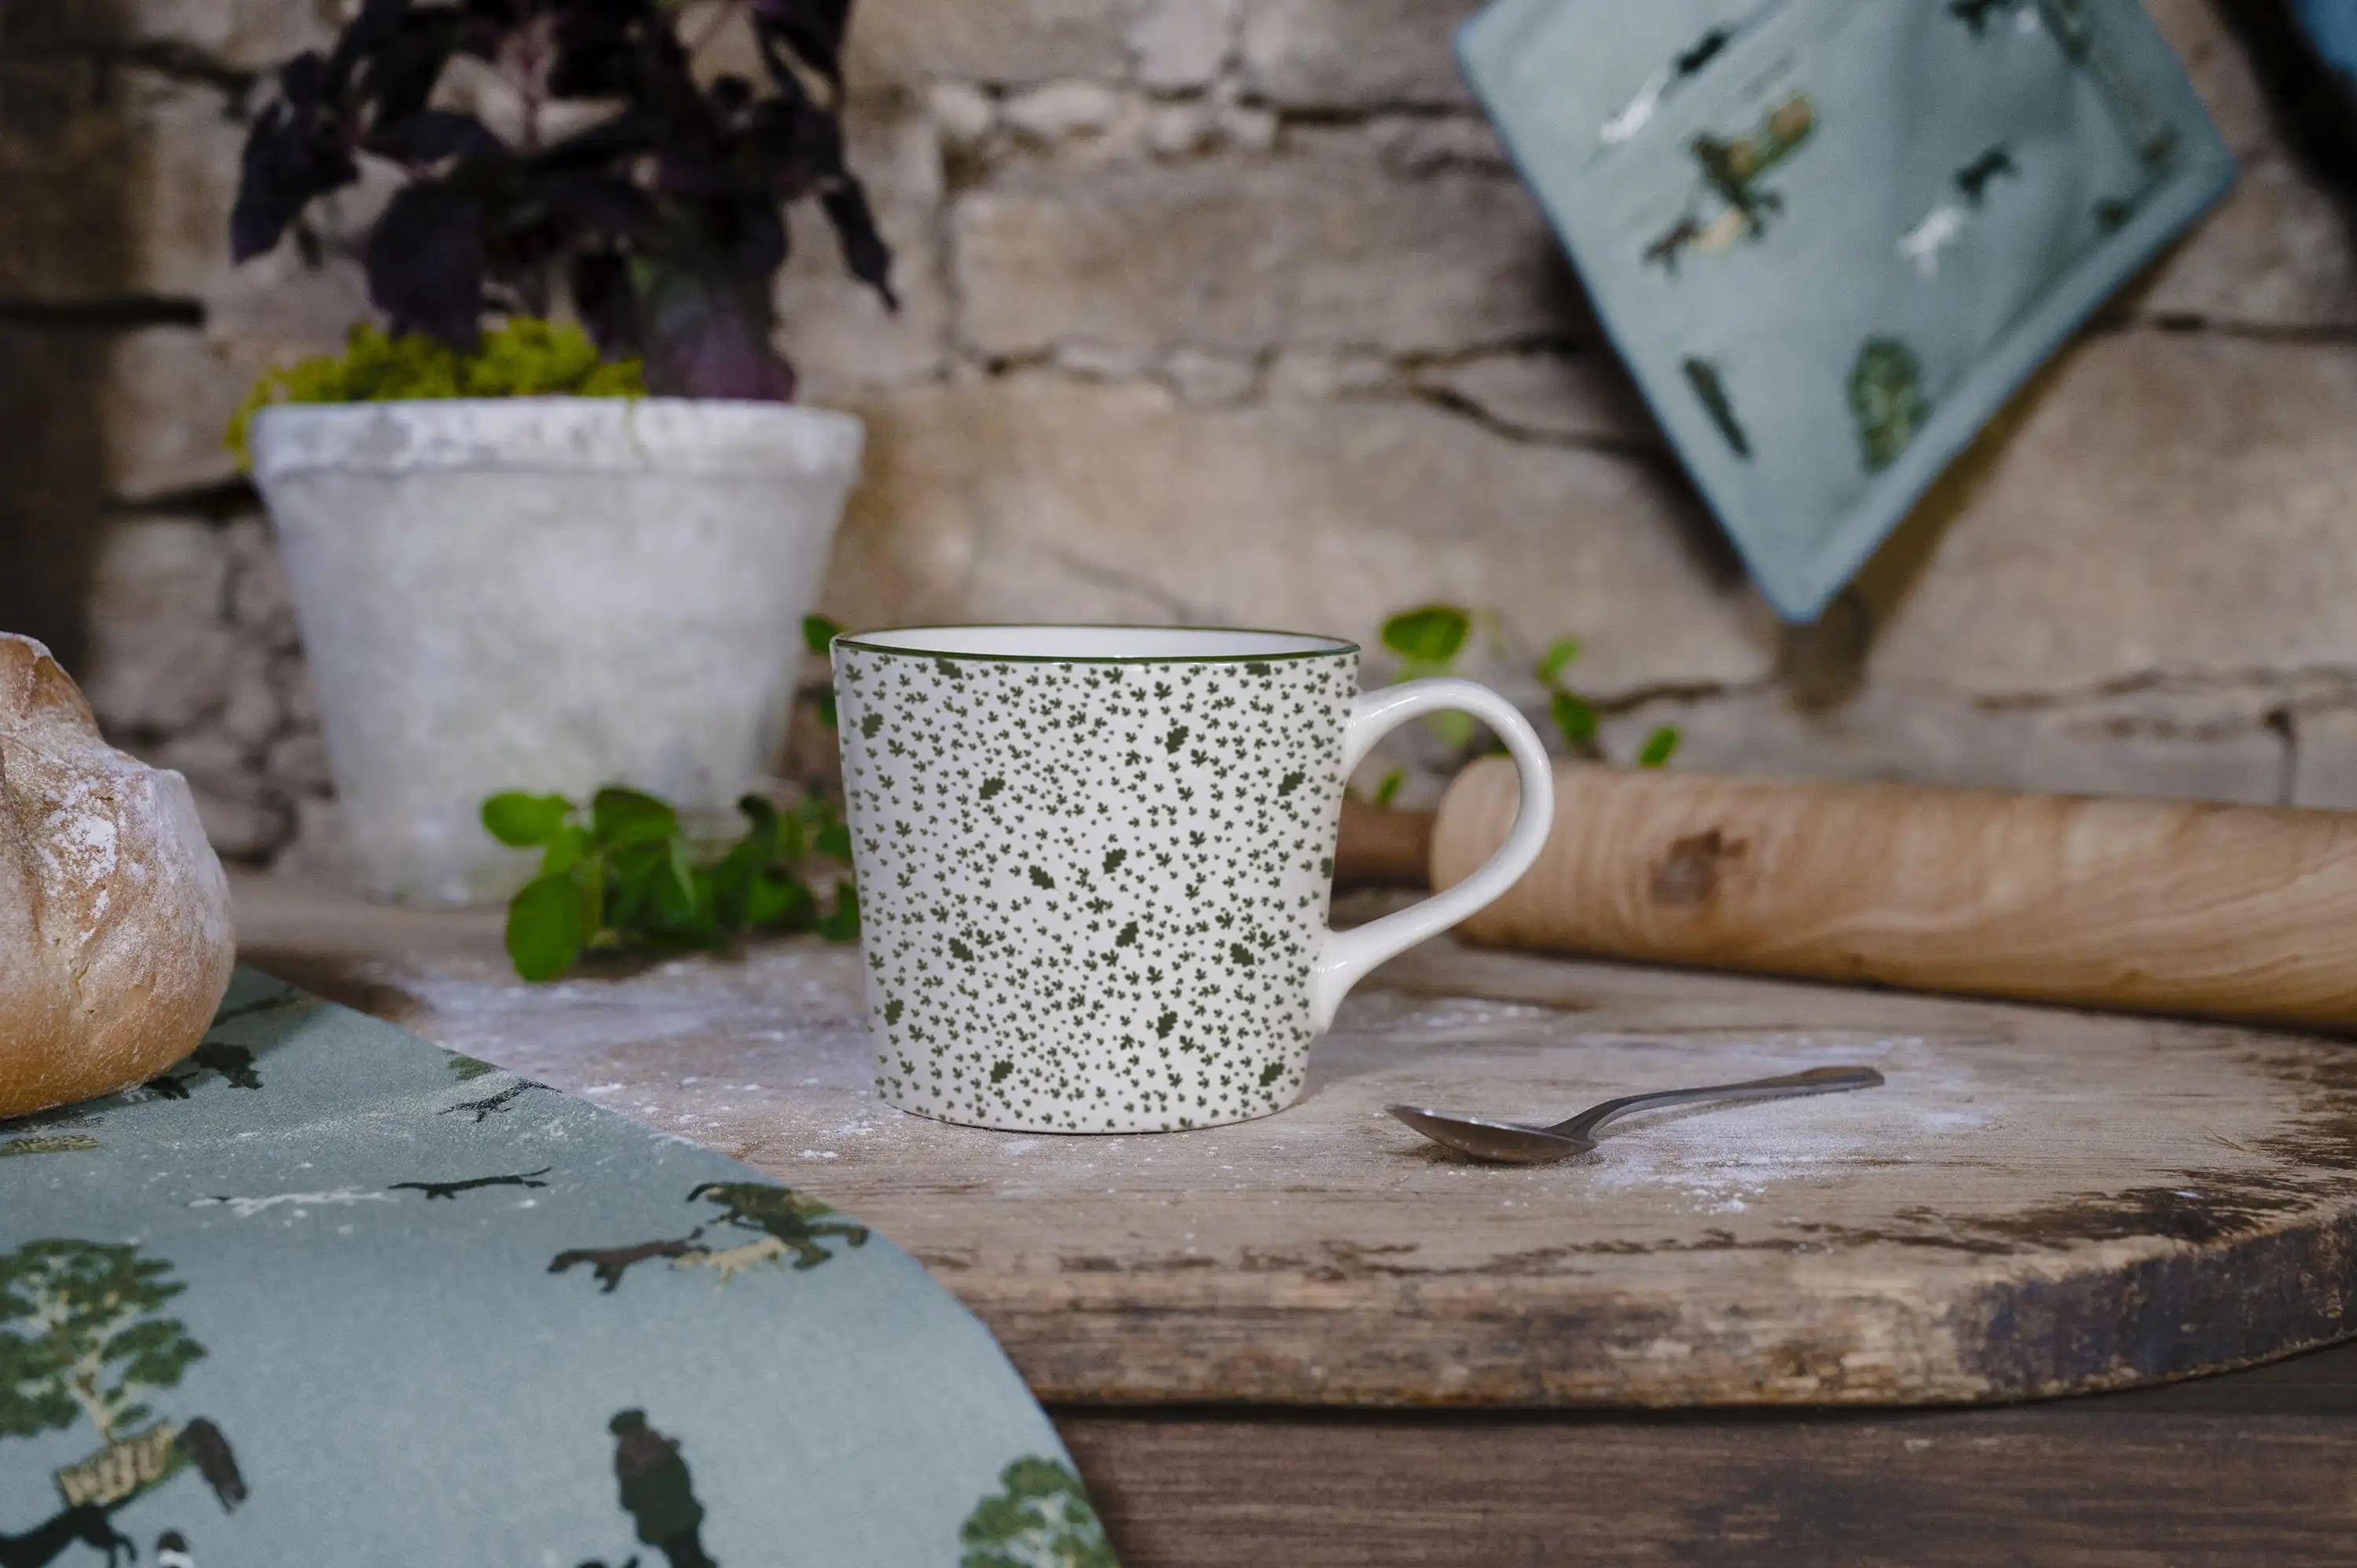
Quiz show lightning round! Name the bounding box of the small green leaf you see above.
[571,855,603,938]
[1373,768,1405,807]
[1537,637,1582,685]
[746,870,817,929]
[815,691,838,729]
[1550,689,1598,747]
[482,792,572,848]
[604,839,669,929]
[818,879,861,943]
[707,844,757,925]
[775,807,809,864]
[508,779,855,958]
[737,793,780,840]
[1380,605,1472,666]
[1429,709,1475,750]
[592,786,678,846]
[539,822,593,878]
[740,798,797,863]
[803,614,842,655]
[652,837,699,925]
[1635,725,1682,768]
[686,864,723,944]
[506,873,585,981]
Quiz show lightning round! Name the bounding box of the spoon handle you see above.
[1552,1065,1883,1143]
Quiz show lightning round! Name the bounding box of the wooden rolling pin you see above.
[1337,762,2357,1030]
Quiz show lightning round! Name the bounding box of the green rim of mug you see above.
[833,624,1362,666]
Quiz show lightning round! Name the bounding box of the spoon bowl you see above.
[1387,1105,1598,1163]
[1388,1065,1884,1166]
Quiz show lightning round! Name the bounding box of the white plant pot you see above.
[251,397,863,906]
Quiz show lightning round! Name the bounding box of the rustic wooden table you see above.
[232,876,2357,1565]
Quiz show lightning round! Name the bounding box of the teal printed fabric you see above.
[0,970,1115,1567]
[1460,0,2236,621]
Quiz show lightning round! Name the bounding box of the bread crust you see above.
[1,634,234,1118]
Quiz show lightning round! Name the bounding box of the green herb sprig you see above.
[484,787,858,981]
[486,614,854,981]
[1369,604,1681,801]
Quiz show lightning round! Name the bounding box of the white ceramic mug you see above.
[832,626,1554,1132]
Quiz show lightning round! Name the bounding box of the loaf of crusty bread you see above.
[2,633,233,1117]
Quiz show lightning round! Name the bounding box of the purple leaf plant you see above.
[231,0,894,401]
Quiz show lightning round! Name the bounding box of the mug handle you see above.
[1310,679,1556,1032]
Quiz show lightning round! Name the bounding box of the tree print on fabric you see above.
[959,1456,1117,1568]
[0,1241,244,1557]
[1848,337,1932,472]
[0,1242,204,1449]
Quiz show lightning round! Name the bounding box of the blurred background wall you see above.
[5,0,2356,870]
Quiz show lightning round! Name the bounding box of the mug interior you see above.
[838,624,1357,662]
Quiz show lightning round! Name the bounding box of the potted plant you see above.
[230,0,894,905]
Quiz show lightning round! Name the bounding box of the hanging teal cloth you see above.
[0,970,1116,1567]
[1460,0,2236,621]
[2292,0,2357,82]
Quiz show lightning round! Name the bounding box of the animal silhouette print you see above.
[145,984,317,1099]
[145,1042,262,1100]
[391,1167,553,1201]
[172,1420,246,1509]
[1949,0,2012,34]
[0,1504,136,1568]
[550,1184,870,1292]
[579,1411,715,1568]
[1955,145,2018,205]
[1647,93,1818,271]
[685,1183,871,1270]
[439,1079,545,1123]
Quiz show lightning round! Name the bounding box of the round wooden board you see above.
[238,881,2357,1408]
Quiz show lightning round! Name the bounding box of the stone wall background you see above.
[5,0,2357,872]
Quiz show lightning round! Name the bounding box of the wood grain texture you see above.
[1433,759,2357,1028]
[233,876,2357,1409]
[1057,1400,2357,1566]
[1333,797,1435,889]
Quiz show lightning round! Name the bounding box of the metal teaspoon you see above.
[1388,1065,1886,1165]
